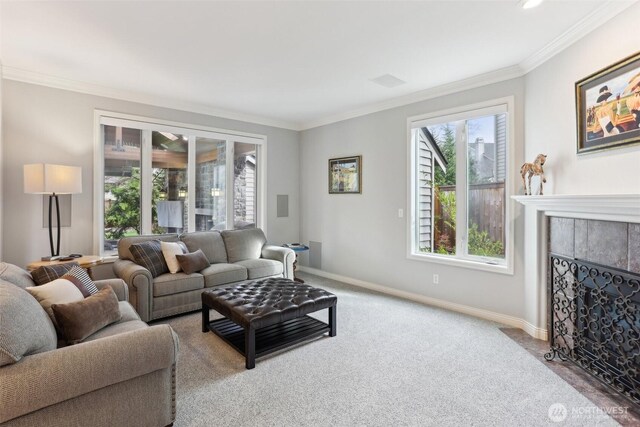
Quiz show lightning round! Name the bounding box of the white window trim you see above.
[93,110,267,256]
[406,96,515,275]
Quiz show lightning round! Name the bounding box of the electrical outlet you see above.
[433,274,439,285]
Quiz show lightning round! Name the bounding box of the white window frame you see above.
[93,110,267,257]
[406,96,515,275]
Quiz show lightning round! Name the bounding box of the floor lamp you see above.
[24,164,82,260]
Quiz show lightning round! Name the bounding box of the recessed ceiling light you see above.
[519,0,544,9]
[371,74,406,88]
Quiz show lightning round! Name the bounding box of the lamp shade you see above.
[24,164,82,194]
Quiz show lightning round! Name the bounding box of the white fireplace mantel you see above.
[512,194,640,341]
[512,194,640,222]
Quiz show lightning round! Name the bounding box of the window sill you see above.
[407,252,514,275]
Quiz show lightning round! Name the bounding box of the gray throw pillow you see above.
[0,262,37,289]
[176,249,210,274]
[0,281,57,366]
[129,240,169,278]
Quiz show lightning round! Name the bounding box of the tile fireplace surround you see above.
[512,194,640,340]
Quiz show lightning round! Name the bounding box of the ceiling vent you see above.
[371,74,406,88]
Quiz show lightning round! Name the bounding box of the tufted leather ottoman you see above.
[201,278,337,369]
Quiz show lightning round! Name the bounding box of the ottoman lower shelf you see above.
[206,315,331,362]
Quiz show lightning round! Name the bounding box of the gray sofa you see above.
[0,262,178,427]
[114,228,295,322]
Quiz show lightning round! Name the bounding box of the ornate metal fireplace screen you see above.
[545,254,640,405]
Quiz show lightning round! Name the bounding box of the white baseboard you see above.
[298,266,548,341]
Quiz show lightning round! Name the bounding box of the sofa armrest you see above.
[94,278,129,301]
[262,245,295,280]
[113,260,153,322]
[0,325,178,424]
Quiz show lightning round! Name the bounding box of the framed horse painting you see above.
[576,52,640,154]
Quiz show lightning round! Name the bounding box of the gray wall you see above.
[300,78,526,319]
[2,80,300,267]
[524,7,640,195]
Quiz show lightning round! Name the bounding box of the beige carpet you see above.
[156,273,617,426]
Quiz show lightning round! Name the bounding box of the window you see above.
[408,97,513,273]
[95,112,266,256]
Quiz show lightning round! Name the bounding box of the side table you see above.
[282,244,309,283]
[26,255,104,279]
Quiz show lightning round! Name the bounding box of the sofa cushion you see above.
[31,262,79,285]
[52,286,122,345]
[118,301,141,322]
[0,280,57,366]
[118,233,180,262]
[180,231,228,264]
[200,263,248,287]
[129,240,169,278]
[62,265,99,296]
[153,272,204,297]
[221,228,267,263]
[0,262,36,289]
[234,258,283,279]
[82,319,149,343]
[26,279,85,328]
[176,249,210,275]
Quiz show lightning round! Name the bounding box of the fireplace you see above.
[513,194,640,406]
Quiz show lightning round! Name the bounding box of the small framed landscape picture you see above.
[576,51,640,154]
[328,155,361,194]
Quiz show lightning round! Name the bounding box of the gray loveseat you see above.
[0,263,178,427]
[114,228,295,322]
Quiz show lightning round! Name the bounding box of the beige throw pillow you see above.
[26,278,84,328]
[161,241,185,274]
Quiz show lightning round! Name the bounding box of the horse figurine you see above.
[520,154,547,195]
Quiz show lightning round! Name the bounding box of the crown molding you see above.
[300,65,525,130]
[1,66,302,131]
[519,0,637,73]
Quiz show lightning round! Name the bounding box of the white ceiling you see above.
[0,1,635,130]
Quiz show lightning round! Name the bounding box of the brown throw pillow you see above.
[51,286,122,344]
[176,249,210,274]
[31,262,80,285]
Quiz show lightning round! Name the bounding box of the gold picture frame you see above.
[328,156,362,194]
[576,51,640,154]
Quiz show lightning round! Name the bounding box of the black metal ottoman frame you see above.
[201,280,337,369]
